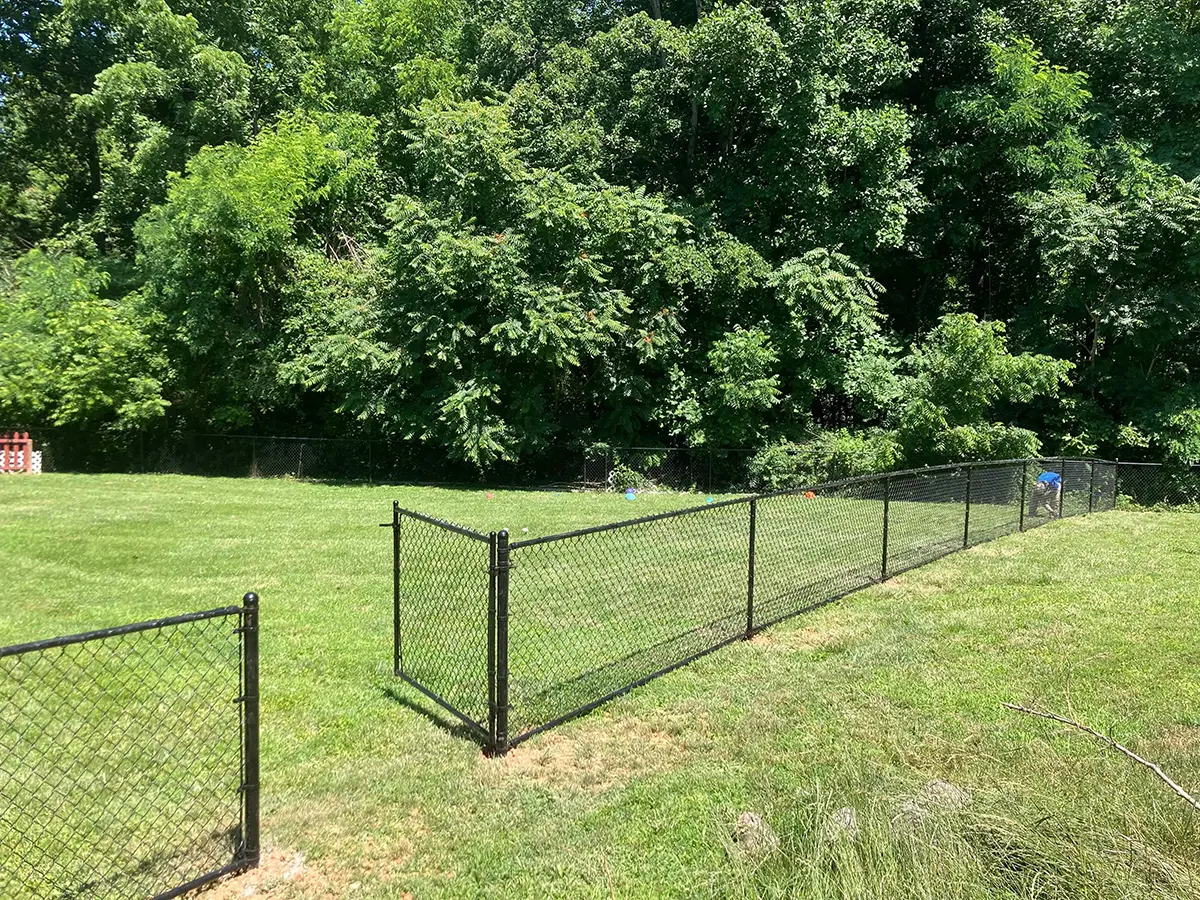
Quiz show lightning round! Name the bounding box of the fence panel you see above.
[1022,459,1060,529]
[389,457,1126,754]
[966,462,1023,546]
[394,510,493,738]
[0,601,258,900]
[1093,461,1118,511]
[506,501,750,743]
[1117,462,1200,506]
[885,467,968,575]
[1061,459,1094,518]
[754,477,886,628]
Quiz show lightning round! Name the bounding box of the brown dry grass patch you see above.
[489,712,695,793]
[751,621,857,652]
[1157,725,1200,755]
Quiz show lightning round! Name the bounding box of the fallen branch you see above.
[1003,702,1200,813]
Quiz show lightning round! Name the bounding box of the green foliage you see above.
[3,0,1200,465]
[0,251,167,429]
[748,430,902,490]
[888,314,1072,465]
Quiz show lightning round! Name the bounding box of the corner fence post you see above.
[494,530,511,756]
[392,502,402,676]
[746,499,757,639]
[1019,460,1028,531]
[241,591,261,869]
[881,475,891,580]
[1059,456,1066,519]
[963,464,972,549]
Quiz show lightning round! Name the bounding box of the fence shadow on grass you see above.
[379,686,484,745]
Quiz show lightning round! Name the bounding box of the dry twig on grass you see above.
[1003,702,1200,813]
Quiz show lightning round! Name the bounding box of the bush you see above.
[748,430,901,490]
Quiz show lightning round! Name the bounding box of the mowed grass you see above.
[1,474,1199,899]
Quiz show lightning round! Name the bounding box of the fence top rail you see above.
[0,605,243,659]
[395,456,1113,551]
[508,456,1105,550]
[396,507,492,542]
[509,493,755,549]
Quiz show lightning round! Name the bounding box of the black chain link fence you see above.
[1116,462,1200,507]
[0,596,260,900]
[388,458,1119,755]
[13,427,757,491]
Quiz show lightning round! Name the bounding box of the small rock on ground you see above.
[730,811,780,860]
[894,779,972,828]
[823,806,860,842]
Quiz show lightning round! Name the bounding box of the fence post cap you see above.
[243,591,259,606]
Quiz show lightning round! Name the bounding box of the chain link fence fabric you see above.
[389,457,1119,755]
[1117,462,1200,506]
[391,509,493,738]
[0,602,259,899]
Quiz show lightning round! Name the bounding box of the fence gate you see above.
[0,594,260,899]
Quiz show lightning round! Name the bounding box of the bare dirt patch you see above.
[196,827,421,899]
[490,714,691,792]
[194,849,346,900]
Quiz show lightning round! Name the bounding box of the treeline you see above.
[2,0,1198,481]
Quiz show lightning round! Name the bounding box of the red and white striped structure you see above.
[1,432,33,473]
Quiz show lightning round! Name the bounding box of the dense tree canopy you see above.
[2,0,1198,475]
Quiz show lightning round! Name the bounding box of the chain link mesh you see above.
[396,515,492,734]
[391,458,1122,751]
[886,467,968,574]
[1093,461,1118,511]
[966,462,1023,545]
[0,612,245,900]
[507,503,749,738]
[1117,463,1200,506]
[754,478,885,628]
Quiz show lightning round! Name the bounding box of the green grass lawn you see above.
[1,474,1198,899]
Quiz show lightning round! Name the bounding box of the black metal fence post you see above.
[1058,456,1066,518]
[1088,459,1096,514]
[746,498,757,638]
[1019,460,1028,531]
[494,530,511,755]
[881,475,891,580]
[240,591,261,869]
[488,532,498,745]
[963,464,972,549]
[392,501,401,676]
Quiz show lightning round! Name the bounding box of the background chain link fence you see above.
[1116,462,1200,506]
[0,600,259,900]
[389,458,1120,754]
[10,427,756,491]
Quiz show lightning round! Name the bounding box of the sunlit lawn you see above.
[1,474,1198,898]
